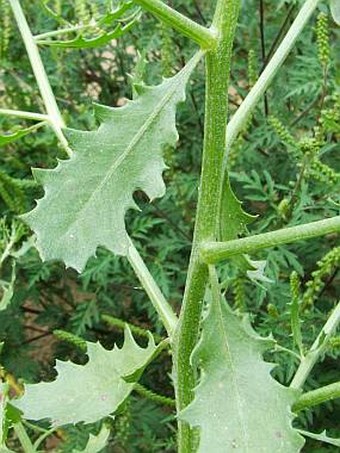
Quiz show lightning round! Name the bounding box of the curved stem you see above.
[290,302,340,389]
[201,216,340,264]
[173,1,240,451]
[293,381,340,412]
[127,241,178,337]
[0,109,48,122]
[13,422,37,453]
[133,0,216,49]
[224,0,321,157]
[8,0,71,156]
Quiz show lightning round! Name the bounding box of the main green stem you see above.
[173,1,240,451]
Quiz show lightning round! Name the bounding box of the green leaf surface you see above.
[74,425,110,453]
[220,176,256,242]
[37,3,138,48]
[23,53,201,272]
[13,328,158,426]
[330,0,340,25]
[38,21,138,49]
[181,279,304,452]
[0,122,45,147]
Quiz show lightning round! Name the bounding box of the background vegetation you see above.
[0,0,339,451]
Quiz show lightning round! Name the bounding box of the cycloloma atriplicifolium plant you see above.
[0,0,339,452]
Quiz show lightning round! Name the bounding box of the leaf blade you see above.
[23,53,202,272]
[13,328,159,426]
[181,270,304,452]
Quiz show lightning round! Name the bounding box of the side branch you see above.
[224,0,321,155]
[200,216,340,263]
[127,241,178,337]
[290,302,340,390]
[293,382,340,412]
[133,0,216,48]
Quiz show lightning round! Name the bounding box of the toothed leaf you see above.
[74,425,111,453]
[13,328,158,426]
[220,176,256,242]
[181,294,305,452]
[23,53,201,272]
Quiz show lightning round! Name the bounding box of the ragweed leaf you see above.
[37,19,138,49]
[13,328,159,426]
[0,122,45,147]
[23,53,202,272]
[181,281,304,452]
[37,3,139,48]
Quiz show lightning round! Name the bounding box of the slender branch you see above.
[200,216,340,264]
[224,0,321,156]
[127,241,178,337]
[34,22,94,41]
[0,109,48,122]
[293,382,340,412]
[133,0,216,49]
[290,302,340,389]
[8,0,71,155]
[13,422,37,453]
[173,1,240,451]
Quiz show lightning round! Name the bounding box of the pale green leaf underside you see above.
[74,425,111,453]
[330,0,340,25]
[23,53,201,272]
[13,328,157,427]
[181,296,304,452]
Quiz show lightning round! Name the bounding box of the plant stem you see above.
[8,0,71,155]
[224,0,321,157]
[13,422,37,453]
[173,1,240,451]
[293,381,340,412]
[201,216,340,264]
[34,23,94,41]
[0,109,48,122]
[127,241,178,337]
[290,302,340,389]
[133,0,216,49]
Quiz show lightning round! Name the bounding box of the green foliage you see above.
[24,53,200,272]
[14,328,158,426]
[182,269,304,452]
[0,0,339,451]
